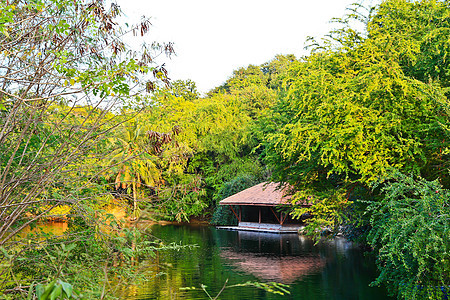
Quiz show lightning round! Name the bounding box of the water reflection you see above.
[126,225,393,300]
[220,249,325,284]
[220,232,325,284]
[18,221,68,238]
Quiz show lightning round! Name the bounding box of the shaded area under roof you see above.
[219,182,292,206]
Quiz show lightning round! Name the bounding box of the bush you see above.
[367,174,449,300]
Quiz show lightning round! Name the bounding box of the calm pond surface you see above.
[121,224,393,300]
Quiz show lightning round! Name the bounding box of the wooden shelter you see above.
[218,182,309,233]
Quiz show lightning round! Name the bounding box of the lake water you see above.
[122,224,393,300]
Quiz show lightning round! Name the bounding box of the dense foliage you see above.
[0,0,174,298]
[257,1,449,298]
[0,0,172,242]
[1,0,449,299]
[257,2,449,298]
[264,1,449,195]
[114,56,291,222]
[368,174,449,300]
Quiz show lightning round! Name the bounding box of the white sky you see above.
[116,0,376,95]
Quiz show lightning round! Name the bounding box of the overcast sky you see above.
[116,0,376,95]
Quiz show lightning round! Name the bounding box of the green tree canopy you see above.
[264,0,450,194]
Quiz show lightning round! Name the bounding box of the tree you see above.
[368,0,450,88]
[367,0,450,184]
[127,75,271,220]
[0,0,172,244]
[170,79,200,101]
[107,121,164,219]
[262,0,449,236]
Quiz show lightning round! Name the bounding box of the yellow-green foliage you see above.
[264,0,449,203]
[266,46,448,187]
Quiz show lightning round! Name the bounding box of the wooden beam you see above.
[281,212,288,225]
[270,207,281,224]
[229,205,241,222]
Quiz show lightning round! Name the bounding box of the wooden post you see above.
[259,207,261,224]
[239,206,242,222]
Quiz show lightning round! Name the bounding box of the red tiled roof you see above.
[219,182,292,206]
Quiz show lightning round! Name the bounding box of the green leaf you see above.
[49,285,62,300]
[1,27,9,38]
[0,247,10,259]
[65,243,77,253]
[60,281,73,298]
[35,284,45,300]
[40,279,56,300]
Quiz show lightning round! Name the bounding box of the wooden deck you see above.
[217,222,301,234]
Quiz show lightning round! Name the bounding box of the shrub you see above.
[367,174,449,299]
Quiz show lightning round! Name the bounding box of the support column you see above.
[239,206,242,222]
[259,207,261,224]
